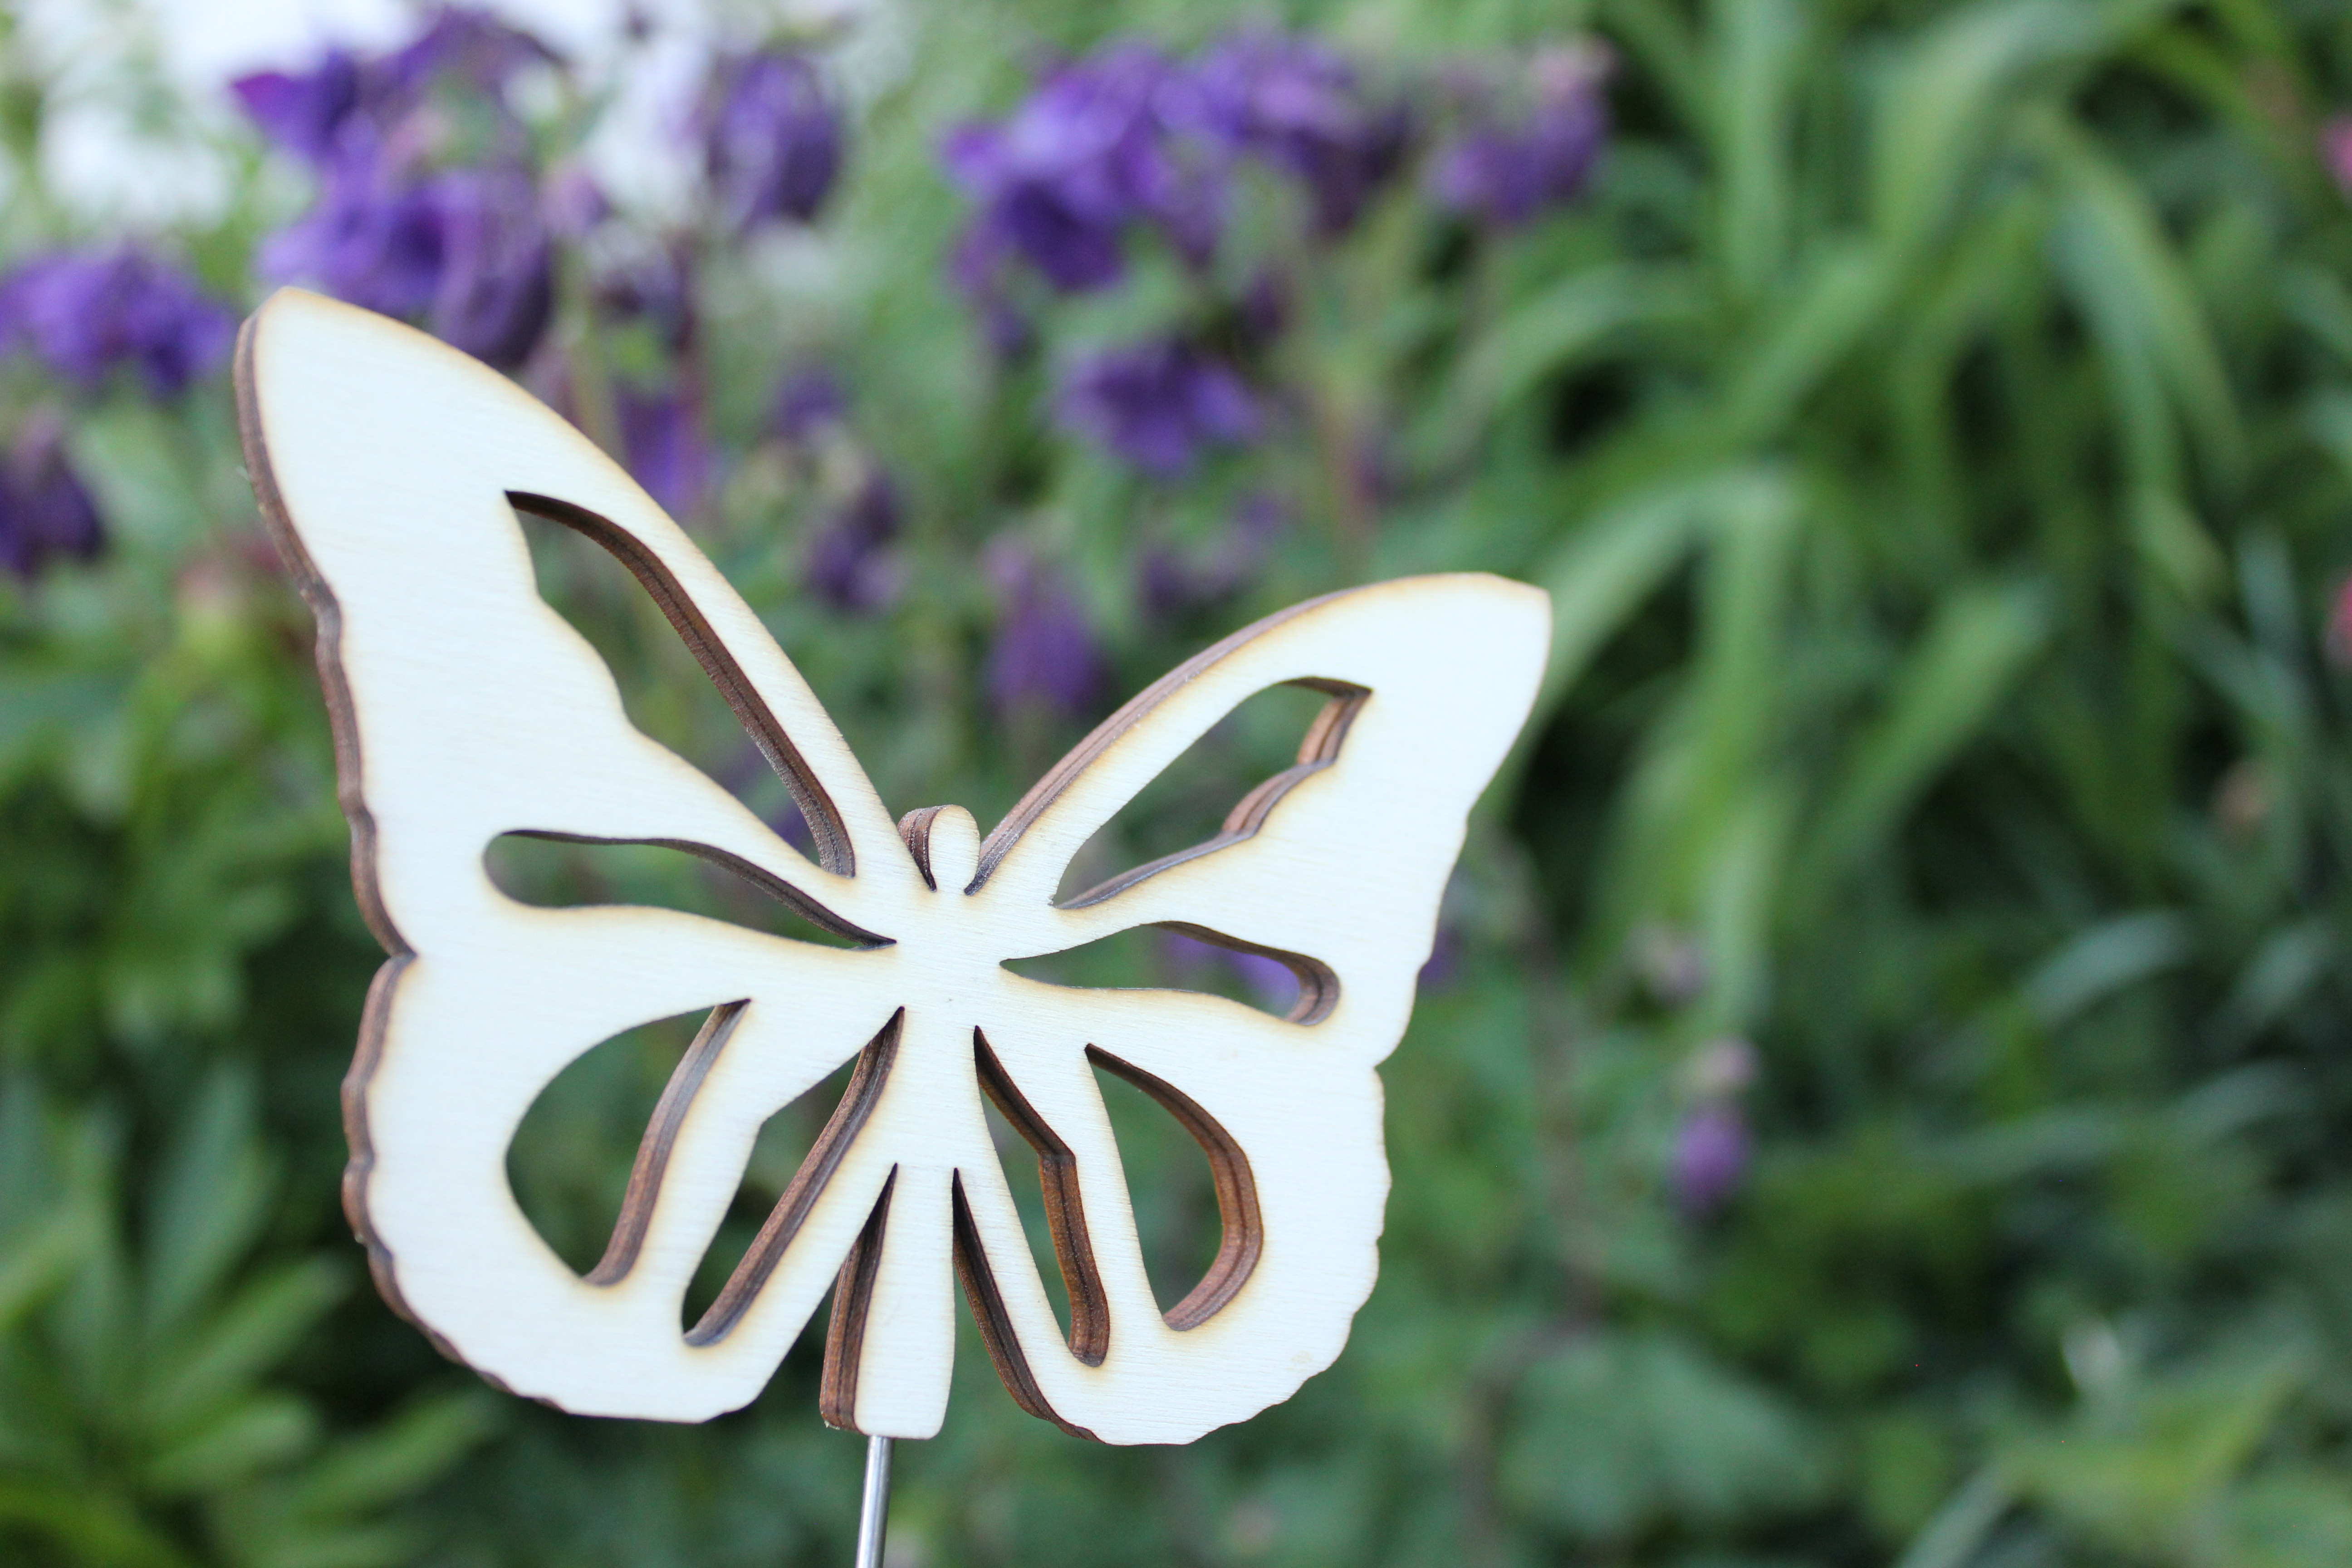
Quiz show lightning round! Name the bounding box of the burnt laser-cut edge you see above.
[572,1000,749,1285]
[947,1034,1263,1434]
[1086,1045,1263,1330]
[819,1168,896,1430]
[972,567,1370,894]
[510,491,860,878]
[1160,922,1338,1025]
[897,805,956,892]
[951,1172,1100,1441]
[236,314,468,1375]
[1001,923,1339,1026]
[488,829,888,947]
[1053,679,1370,911]
[685,1009,902,1346]
[972,1029,1109,1365]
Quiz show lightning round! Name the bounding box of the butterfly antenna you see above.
[854,1435,892,1568]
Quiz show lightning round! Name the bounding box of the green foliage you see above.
[10,0,2352,1563]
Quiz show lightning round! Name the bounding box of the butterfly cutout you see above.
[235,289,1549,1445]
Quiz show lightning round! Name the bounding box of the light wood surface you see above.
[235,289,1551,1444]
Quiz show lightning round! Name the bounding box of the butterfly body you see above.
[236,289,1549,1445]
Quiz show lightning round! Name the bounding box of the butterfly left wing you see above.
[949,576,1549,1443]
[240,290,940,1425]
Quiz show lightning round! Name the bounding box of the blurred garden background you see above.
[9,0,2352,1563]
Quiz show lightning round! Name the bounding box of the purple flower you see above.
[1057,338,1259,477]
[379,7,557,97]
[619,384,712,520]
[944,41,1223,297]
[231,49,364,165]
[804,471,903,614]
[0,416,104,579]
[1158,930,1298,1011]
[427,167,554,368]
[242,10,559,368]
[699,51,843,233]
[986,541,1108,720]
[1417,925,1462,991]
[259,152,445,316]
[1669,1104,1751,1217]
[770,365,847,444]
[262,160,554,369]
[542,164,612,238]
[596,251,696,353]
[231,10,554,168]
[2324,117,2352,200]
[1429,48,1608,227]
[0,248,234,397]
[1179,30,1410,235]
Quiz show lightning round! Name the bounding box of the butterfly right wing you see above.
[240,291,935,1421]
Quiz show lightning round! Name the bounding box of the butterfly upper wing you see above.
[240,290,933,1420]
[951,577,1550,1443]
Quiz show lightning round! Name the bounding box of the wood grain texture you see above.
[235,288,1550,1444]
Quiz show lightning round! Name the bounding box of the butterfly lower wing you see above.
[953,975,1388,1445]
[959,575,1549,1442]
[362,906,905,1420]
[239,290,936,1419]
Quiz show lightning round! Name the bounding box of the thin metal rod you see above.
[854,1435,892,1568]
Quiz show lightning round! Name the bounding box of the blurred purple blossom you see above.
[2324,117,2352,199]
[1057,338,1259,477]
[985,541,1108,720]
[944,41,1222,297]
[1669,1103,1751,1216]
[771,365,848,444]
[542,164,612,238]
[380,7,557,96]
[261,159,555,368]
[596,251,696,354]
[0,416,104,579]
[1224,948,1299,1011]
[259,155,445,316]
[700,51,843,233]
[1158,930,1300,1012]
[619,385,712,519]
[1181,30,1411,235]
[804,471,903,614]
[1140,490,1286,618]
[231,9,554,168]
[1417,925,1462,990]
[1429,47,1608,227]
[231,48,364,165]
[0,248,234,398]
[427,167,554,368]
[240,10,559,369]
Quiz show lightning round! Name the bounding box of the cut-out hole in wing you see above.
[509,495,846,872]
[1000,923,1334,1024]
[484,833,878,948]
[980,1069,1073,1345]
[507,1004,738,1278]
[681,1052,865,1332]
[687,1010,902,1348]
[1087,1046,1261,1329]
[1050,680,1367,908]
[975,1029,1106,1365]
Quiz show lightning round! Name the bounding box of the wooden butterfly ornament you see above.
[235,289,1550,1446]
